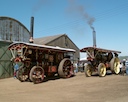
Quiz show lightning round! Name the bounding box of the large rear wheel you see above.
[98,63,106,77]
[84,64,92,77]
[110,57,120,74]
[58,58,74,78]
[29,66,44,84]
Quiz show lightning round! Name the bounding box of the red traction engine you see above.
[8,42,75,84]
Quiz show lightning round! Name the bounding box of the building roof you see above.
[34,34,64,45]
[0,16,29,33]
[34,34,79,50]
[80,47,121,53]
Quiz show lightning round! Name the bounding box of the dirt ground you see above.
[0,72,128,102]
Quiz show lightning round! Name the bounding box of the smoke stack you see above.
[29,16,34,43]
[30,16,34,38]
[93,30,96,47]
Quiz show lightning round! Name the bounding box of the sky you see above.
[0,0,128,58]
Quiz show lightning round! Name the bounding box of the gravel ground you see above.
[0,72,128,102]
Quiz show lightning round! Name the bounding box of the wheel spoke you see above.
[100,67,105,75]
[33,69,43,79]
[19,75,28,80]
[64,60,71,66]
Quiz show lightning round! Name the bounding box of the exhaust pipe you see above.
[29,16,34,43]
[93,30,96,47]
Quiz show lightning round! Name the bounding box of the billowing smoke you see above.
[67,0,96,47]
[32,0,47,16]
[87,17,95,31]
[67,0,95,31]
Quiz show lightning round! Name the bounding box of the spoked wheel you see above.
[98,63,106,77]
[58,58,74,78]
[110,57,120,74]
[84,64,93,77]
[29,66,44,84]
[16,67,28,82]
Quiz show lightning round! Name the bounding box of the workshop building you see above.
[34,34,80,61]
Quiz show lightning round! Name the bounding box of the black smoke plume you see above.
[67,0,95,31]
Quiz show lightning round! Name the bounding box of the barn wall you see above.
[47,35,80,61]
[0,16,30,79]
[0,41,13,79]
[46,36,65,47]
[65,36,80,61]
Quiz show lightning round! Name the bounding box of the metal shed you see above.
[0,16,30,78]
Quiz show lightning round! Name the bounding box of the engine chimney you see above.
[93,30,96,47]
[29,16,34,43]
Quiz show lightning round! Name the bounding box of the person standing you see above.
[14,62,19,78]
[13,56,21,78]
[125,59,128,75]
[121,59,126,75]
[119,62,123,74]
[74,62,78,73]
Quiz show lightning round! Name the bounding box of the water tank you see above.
[0,16,30,42]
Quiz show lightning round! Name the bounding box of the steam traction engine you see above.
[80,47,121,77]
[8,42,75,84]
[80,29,121,77]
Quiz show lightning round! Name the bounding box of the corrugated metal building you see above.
[34,34,80,61]
[0,16,30,42]
[0,16,30,78]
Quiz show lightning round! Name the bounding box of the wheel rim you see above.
[17,67,28,82]
[100,67,105,76]
[58,58,73,78]
[62,60,71,77]
[113,61,120,74]
[85,64,92,77]
[98,63,106,77]
[110,57,120,74]
[30,66,44,84]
